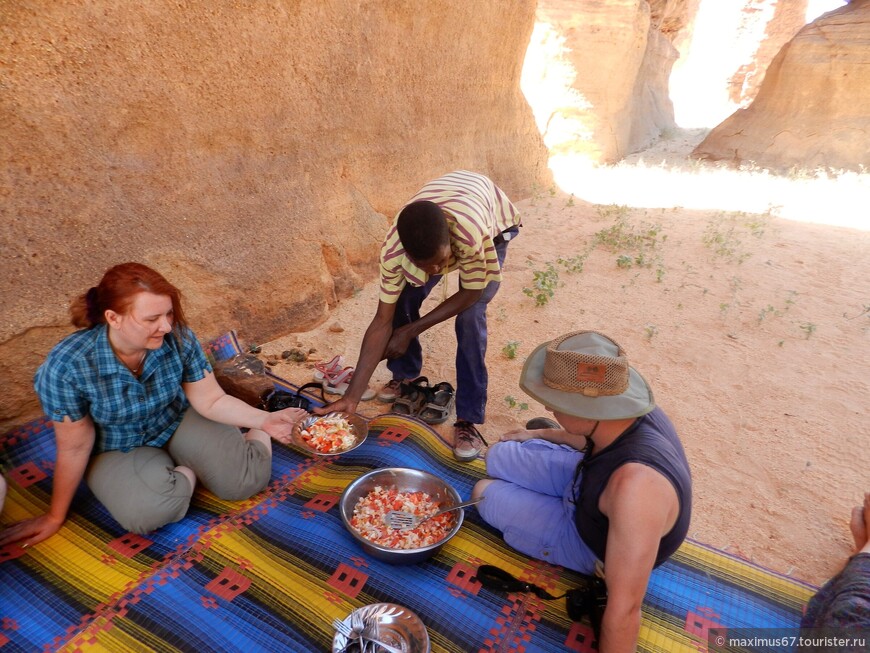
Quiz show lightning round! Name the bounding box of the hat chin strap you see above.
[581,421,599,459]
[587,420,600,441]
[571,421,600,499]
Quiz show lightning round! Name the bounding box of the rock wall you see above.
[0,1,550,430]
[524,0,697,164]
[727,0,808,106]
[693,0,870,171]
[670,0,809,127]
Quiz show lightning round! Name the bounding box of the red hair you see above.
[70,262,189,332]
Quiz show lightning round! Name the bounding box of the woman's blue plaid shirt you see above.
[34,325,211,453]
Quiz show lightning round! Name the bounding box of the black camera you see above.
[263,390,310,412]
[475,564,607,638]
[565,576,607,637]
[260,382,324,412]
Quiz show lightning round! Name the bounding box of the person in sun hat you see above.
[315,170,521,462]
[471,330,692,652]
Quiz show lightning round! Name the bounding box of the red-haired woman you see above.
[0,262,307,546]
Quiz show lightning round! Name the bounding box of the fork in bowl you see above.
[385,497,484,531]
[333,613,405,653]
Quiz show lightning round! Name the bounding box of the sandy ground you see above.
[259,131,869,587]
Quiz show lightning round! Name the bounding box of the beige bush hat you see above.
[519,331,655,420]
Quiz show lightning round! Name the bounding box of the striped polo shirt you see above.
[379,170,521,304]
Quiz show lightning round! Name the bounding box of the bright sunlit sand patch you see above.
[550,152,870,231]
[806,0,847,23]
[670,2,774,128]
[521,21,598,158]
[670,1,848,129]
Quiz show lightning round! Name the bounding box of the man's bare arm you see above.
[499,426,588,450]
[597,463,679,652]
[315,299,397,415]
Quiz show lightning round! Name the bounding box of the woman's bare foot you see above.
[849,492,870,553]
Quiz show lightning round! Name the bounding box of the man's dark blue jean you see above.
[386,227,518,425]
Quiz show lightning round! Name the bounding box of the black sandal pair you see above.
[391,376,455,425]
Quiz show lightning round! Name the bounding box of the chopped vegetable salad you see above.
[299,415,355,454]
[351,485,454,549]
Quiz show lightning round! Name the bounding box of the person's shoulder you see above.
[381,224,402,248]
[379,229,409,275]
[37,328,100,387]
[46,328,99,364]
[424,170,493,201]
[447,169,491,183]
[604,462,679,521]
[608,460,666,486]
[629,408,689,462]
[635,406,679,439]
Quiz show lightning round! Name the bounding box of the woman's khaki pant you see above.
[86,409,271,534]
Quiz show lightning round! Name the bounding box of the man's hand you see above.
[384,324,415,360]
[499,427,538,442]
[500,426,579,447]
[0,513,64,549]
[260,407,308,444]
[313,396,359,417]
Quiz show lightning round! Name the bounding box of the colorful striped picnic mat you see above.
[0,333,817,652]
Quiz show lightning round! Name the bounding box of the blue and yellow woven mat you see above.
[0,333,817,652]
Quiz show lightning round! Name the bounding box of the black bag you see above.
[475,564,607,638]
[260,382,325,412]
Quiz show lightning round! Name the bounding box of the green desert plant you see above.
[523,262,560,307]
[504,395,529,411]
[594,217,663,253]
[594,204,631,221]
[556,252,589,274]
[616,255,634,269]
[757,291,798,324]
[502,341,520,360]
[702,217,746,262]
[593,209,665,273]
[757,304,778,324]
[702,209,771,263]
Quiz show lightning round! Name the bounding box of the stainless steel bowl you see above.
[339,467,465,565]
[290,412,368,456]
[331,603,430,653]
